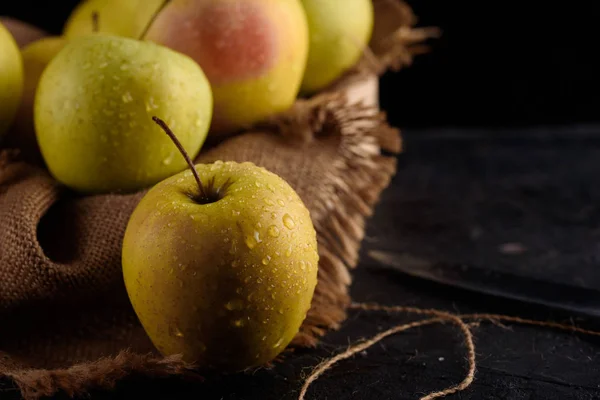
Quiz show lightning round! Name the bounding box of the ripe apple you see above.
[63,0,167,39]
[0,22,23,141]
[300,0,374,94]
[9,36,66,160]
[35,34,213,193]
[122,118,319,370]
[144,0,309,136]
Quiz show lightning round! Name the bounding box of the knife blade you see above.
[367,249,600,319]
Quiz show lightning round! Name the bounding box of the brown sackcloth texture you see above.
[0,1,437,399]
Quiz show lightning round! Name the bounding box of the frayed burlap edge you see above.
[1,352,198,400]
[279,93,401,347]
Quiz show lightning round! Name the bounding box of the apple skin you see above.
[122,161,319,370]
[300,0,374,94]
[0,22,23,141]
[35,34,213,194]
[10,37,66,160]
[144,0,309,136]
[63,0,167,39]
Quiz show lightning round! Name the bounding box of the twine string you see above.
[298,302,600,400]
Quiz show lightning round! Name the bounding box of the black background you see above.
[3,0,600,128]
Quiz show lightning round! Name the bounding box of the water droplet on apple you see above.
[277,199,285,207]
[262,256,271,265]
[264,198,275,206]
[247,292,255,301]
[122,92,133,103]
[273,337,284,348]
[286,245,292,257]
[236,287,243,295]
[283,214,295,230]
[254,181,263,188]
[244,236,256,249]
[278,309,284,315]
[271,212,277,220]
[179,263,186,271]
[231,260,239,268]
[169,268,174,275]
[271,293,276,300]
[232,319,245,328]
[300,261,306,271]
[262,336,267,341]
[162,153,175,166]
[267,183,275,192]
[225,299,244,311]
[245,231,262,249]
[145,97,158,112]
[170,326,184,338]
[268,225,280,238]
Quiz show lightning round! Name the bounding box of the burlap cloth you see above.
[0,2,438,398]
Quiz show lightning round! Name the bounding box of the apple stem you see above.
[92,11,99,33]
[139,0,172,40]
[152,116,207,200]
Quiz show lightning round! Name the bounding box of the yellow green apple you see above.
[35,34,213,193]
[144,0,309,136]
[63,0,166,39]
[0,22,23,141]
[122,151,319,370]
[300,0,374,94]
[10,37,66,160]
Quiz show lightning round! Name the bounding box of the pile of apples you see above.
[0,0,374,371]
